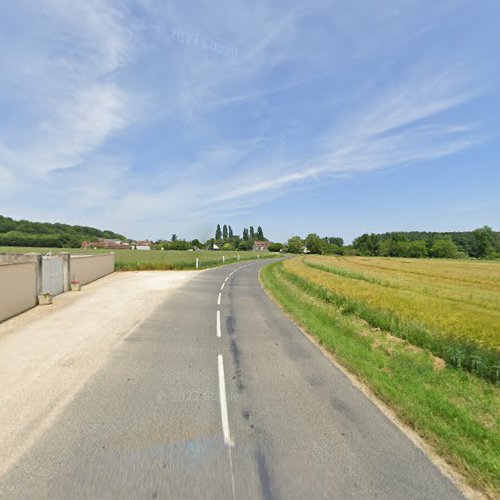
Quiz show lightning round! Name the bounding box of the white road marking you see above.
[224,277,229,283]
[221,282,225,290]
[217,293,221,305]
[217,354,233,447]
[217,310,221,338]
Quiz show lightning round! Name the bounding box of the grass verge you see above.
[261,261,500,498]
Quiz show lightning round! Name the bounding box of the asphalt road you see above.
[0,260,464,499]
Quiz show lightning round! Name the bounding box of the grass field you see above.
[0,247,278,270]
[261,257,500,497]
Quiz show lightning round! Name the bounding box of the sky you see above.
[0,0,499,243]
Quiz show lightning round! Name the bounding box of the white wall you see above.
[0,262,38,322]
[70,254,115,285]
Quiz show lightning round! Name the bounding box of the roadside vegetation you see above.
[0,247,278,270]
[261,257,500,498]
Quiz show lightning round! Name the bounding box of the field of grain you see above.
[283,256,500,382]
[0,247,277,270]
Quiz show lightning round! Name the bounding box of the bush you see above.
[268,242,283,252]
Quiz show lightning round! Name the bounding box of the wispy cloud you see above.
[0,0,498,238]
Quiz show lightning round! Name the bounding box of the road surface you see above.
[0,260,464,499]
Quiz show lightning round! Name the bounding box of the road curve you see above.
[0,260,464,499]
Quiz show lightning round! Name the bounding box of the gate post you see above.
[60,252,70,292]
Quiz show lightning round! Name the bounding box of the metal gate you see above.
[41,255,64,296]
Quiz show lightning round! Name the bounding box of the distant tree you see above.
[287,236,303,254]
[249,226,255,239]
[256,226,264,240]
[222,242,233,251]
[268,242,283,252]
[242,228,249,241]
[471,226,496,258]
[305,233,324,254]
[323,236,344,247]
[406,240,428,258]
[215,224,222,240]
[171,233,178,242]
[190,238,202,248]
[228,226,234,239]
[223,224,228,240]
[170,239,191,250]
[323,243,343,255]
[353,233,381,255]
[431,238,458,259]
[238,240,252,251]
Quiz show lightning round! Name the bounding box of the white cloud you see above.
[0,0,496,238]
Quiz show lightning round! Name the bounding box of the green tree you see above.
[323,243,343,255]
[242,228,249,241]
[223,224,228,240]
[406,240,428,258]
[171,233,178,242]
[256,226,264,240]
[215,224,222,240]
[287,236,303,254]
[222,242,233,250]
[268,242,283,252]
[305,233,324,254]
[431,238,458,259]
[228,226,233,239]
[238,240,252,251]
[249,226,255,239]
[471,226,495,258]
[323,236,344,247]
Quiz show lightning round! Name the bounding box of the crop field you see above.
[0,247,278,270]
[285,255,500,382]
[261,257,500,496]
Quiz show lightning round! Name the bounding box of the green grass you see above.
[261,261,500,498]
[0,247,278,270]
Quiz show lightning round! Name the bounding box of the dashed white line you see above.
[224,277,229,283]
[221,282,225,290]
[216,310,221,338]
[217,293,221,305]
[217,354,233,447]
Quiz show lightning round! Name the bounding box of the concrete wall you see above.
[0,262,38,322]
[70,254,115,286]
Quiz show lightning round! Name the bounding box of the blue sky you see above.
[0,0,498,243]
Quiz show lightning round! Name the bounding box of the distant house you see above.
[81,239,130,250]
[212,243,220,250]
[135,240,152,251]
[253,241,272,252]
[302,245,310,254]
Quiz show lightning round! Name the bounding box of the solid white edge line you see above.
[217,354,233,447]
[217,310,221,338]
[217,293,221,305]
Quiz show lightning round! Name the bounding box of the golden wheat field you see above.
[284,256,500,350]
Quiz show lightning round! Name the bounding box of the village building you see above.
[253,241,272,251]
[135,240,152,251]
[81,239,130,250]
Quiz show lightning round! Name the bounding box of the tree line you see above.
[0,215,126,248]
[282,227,499,259]
[156,224,268,251]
